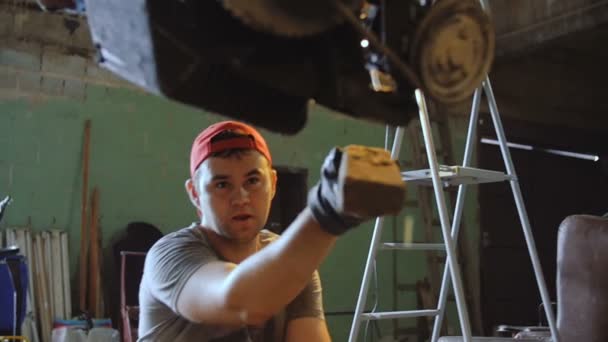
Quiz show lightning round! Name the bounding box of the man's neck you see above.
[201,227,259,264]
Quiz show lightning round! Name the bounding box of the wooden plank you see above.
[61,231,72,319]
[25,229,35,311]
[94,191,104,318]
[88,187,100,317]
[42,231,54,323]
[80,119,91,312]
[34,234,52,342]
[408,123,442,298]
[51,230,64,319]
[32,235,43,341]
[407,120,458,335]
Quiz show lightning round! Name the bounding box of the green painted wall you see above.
[0,85,479,340]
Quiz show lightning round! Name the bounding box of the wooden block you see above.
[337,145,406,218]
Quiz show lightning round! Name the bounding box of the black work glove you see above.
[308,147,364,235]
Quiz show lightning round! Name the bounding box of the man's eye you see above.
[248,177,260,185]
[215,181,229,189]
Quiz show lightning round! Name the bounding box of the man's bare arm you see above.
[177,208,337,325]
[286,317,331,342]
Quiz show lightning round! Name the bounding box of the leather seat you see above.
[556,214,608,342]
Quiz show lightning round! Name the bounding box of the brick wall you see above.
[0,1,138,101]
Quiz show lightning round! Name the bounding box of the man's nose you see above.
[232,186,251,204]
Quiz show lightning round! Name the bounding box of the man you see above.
[138,120,398,341]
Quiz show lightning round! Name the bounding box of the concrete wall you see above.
[489,0,608,56]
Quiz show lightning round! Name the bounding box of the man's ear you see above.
[270,169,278,199]
[185,178,203,218]
[185,178,200,208]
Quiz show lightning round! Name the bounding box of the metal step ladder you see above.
[403,107,483,338]
[348,81,560,342]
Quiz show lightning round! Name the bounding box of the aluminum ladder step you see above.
[402,165,511,186]
[381,242,446,251]
[361,309,439,320]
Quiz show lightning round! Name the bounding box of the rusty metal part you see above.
[84,0,419,134]
[410,0,495,103]
[337,145,406,218]
[221,0,363,37]
[332,0,423,90]
[369,67,398,93]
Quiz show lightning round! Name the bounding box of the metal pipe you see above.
[483,78,560,342]
[415,89,472,342]
[349,127,405,342]
[431,87,482,341]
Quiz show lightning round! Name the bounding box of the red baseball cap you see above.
[190,121,272,177]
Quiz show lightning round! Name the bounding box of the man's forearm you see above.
[223,207,337,322]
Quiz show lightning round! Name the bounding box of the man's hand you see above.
[308,145,405,235]
[308,147,362,235]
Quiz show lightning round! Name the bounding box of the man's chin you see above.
[227,224,262,241]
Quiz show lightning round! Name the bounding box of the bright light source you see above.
[360,39,369,48]
[544,148,601,161]
[481,137,600,162]
[481,138,532,150]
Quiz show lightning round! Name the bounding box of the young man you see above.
[138,121,398,341]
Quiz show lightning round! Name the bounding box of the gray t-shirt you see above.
[138,225,325,341]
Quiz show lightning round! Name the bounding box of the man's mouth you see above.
[233,214,253,221]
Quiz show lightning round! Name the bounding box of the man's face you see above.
[194,150,277,243]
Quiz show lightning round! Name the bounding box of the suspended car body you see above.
[83,0,494,134]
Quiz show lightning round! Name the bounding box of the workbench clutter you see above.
[2,228,72,342]
[1,228,117,342]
